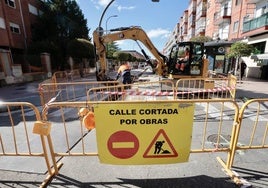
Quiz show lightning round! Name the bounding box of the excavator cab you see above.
[168,42,205,77]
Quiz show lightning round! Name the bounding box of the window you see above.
[223,3,229,16]
[233,21,239,32]
[5,0,16,8]
[214,55,225,73]
[235,0,241,6]
[0,17,6,29]
[10,22,20,34]
[28,4,38,15]
[39,10,44,16]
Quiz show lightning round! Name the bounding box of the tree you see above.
[227,42,254,59]
[29,0,90,70]
[190,36,213,43]
[67,39,94,59]
[113,52,131,62]
[106,42,120,59]
[44,0,89,39]
[227,41,255,77]
[66,38,94,77]
[26,41,60,68]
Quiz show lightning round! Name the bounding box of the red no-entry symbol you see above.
[107,131,139,159]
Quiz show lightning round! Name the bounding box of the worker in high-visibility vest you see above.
[116,62,132,84]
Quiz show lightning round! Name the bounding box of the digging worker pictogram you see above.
[154,140,164,154]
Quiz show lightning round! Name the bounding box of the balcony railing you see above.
[243,12,268,33]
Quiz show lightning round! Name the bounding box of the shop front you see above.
[205,41,233,75]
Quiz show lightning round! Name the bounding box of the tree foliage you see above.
[31,0,89,41]
[106,42,120,59]
[227,41,255,77]
[27,41,60,67]
[113,52,129,61]
[227,42,255,58]
[67,38,94,60]
[29,0,90,70]
[190,36,213,43]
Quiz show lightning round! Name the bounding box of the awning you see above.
[251,54,268,60]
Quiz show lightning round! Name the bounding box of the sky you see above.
[75,0,188,56]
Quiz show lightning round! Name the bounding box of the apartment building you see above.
[162,23,180,55]
[195,0,207,37]
[208,0,268,78]
[163,10,188,54]
[179,10,189,42]
[187,0,197,40]
[0,0,45,84]
[243,0,268,79]
[205,0,218,38]
[242,0,268,53]
[164,0,268,79]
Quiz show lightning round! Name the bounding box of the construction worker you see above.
[116,62,132,84]
[177,47,190,72]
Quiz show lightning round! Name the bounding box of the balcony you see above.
[196,9,207,18]
[216,0,231,4]
[247,0,262,3]
[196,25,206,34]
[214,12,231,25]
[243,12,268,34]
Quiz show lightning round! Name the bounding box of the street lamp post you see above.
[106,15,118,34]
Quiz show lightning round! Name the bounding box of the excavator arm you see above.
[93,26,167,81]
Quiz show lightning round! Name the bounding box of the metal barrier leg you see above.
[40,135,63,187]
[216,157,242,185]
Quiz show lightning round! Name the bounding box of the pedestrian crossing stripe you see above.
[143,129,178,158]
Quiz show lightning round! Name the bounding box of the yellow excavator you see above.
[93,26,208,81]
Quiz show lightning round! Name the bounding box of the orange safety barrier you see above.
[86,80,175,101]
[38,80,119,107]
[0,102,61,187]
[52,69,94,83]
[40,98,240,184]
[217,98,268,185]
[175,74,237,100]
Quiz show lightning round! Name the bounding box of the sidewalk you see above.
[235,77,268,104]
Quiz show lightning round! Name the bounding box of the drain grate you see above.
[207,134,231,148]
[207,134,245,154]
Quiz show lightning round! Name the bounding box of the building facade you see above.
[163,24,180,55]
[163,0,268,79]
[195,0,207,37]
[0,0,45,84]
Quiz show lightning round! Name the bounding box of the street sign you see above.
[107,130,139,159]
[143,129,178,158]
[94,102,194,165]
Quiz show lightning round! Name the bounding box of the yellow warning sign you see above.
[94,102,194,165]
[143,129,178,158]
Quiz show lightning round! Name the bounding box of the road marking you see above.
[197,103,231,120]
